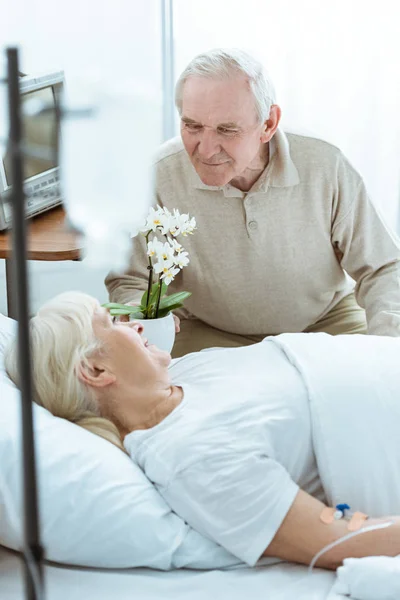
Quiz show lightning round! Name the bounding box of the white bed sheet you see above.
[0,545,335,600]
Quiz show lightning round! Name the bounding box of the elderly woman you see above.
[4,291,400,570]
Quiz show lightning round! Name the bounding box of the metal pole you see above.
[6,47,44,600]
[161,0,175,141]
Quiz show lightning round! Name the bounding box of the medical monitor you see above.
[0,70,64,230]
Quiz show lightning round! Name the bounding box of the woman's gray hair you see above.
[175,48,277,123]
[4,291,125,452]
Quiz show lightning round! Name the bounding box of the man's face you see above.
[180,75,268,187]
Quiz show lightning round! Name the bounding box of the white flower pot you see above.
[131,312,175,353]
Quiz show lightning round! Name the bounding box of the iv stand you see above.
[6,46,44,600]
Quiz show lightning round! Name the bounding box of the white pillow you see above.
[0,313,16,382]
[0,314,239,570]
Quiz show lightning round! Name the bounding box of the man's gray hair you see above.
[175,48,276,123]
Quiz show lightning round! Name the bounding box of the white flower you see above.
[166,215,180,237]
[141,206,163,232]
[173,251,189,269]
[139,206,195,290]
[186,216,197,235]
[154,262,180,285]
[167,210,184,236]
[160,205,172,217]
[168,237,184,254]
[179,215,196,235]
[147,237,164,258]
[153,257,173,273]
[157,241,175,263]
[141,206,196,238]
[157,208,172,235]
[171,210,197,236]
[141,205,172,234]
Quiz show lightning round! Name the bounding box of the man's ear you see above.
[76,358,116,388]
[260,104,281,143]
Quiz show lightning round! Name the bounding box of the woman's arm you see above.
[263,489,400,569]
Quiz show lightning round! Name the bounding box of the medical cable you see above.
[272,519,396,599]
[308,518,396,574]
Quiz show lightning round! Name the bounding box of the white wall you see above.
[1,0,163,315]
[0,260,109,315]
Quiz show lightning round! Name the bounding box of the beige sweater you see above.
[105,129,400,336]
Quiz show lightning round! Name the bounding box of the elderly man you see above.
[105,48,400,357]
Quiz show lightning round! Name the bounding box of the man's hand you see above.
[173,314,180,333]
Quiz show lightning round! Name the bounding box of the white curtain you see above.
[173,0,400,229]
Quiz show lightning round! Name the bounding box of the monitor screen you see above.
[3,85,59,186]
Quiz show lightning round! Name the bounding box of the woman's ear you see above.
[76,358,116,388]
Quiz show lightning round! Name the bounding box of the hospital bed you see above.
[1,310,337,600]
[0,545,336,600]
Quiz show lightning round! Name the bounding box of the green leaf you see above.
[141,281,168,309]
[102,302,134,310]
[103,302,145,318]
[108,307,143,316]
[158,291,191,309]
[140,289,149,308]
[156,303,184,318]
[150,281,167,306]
[140,284,156,308]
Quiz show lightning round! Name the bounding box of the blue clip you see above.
[335,503,351,519]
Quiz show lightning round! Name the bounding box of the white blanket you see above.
[274,333,400,599]
[328,555,400,600]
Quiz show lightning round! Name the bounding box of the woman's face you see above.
[91,308,172,386]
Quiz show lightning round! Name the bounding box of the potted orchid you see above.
[103,206,196,351]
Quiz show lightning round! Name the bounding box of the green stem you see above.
[155,275,163,318]
[145,232,153,319]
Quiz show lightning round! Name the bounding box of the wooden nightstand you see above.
[0,205,83,318]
